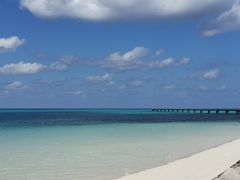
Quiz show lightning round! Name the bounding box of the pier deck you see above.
[152,108,240,115]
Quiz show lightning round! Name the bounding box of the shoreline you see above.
[115,138,240,180]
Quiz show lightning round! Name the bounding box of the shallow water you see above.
[0,109,240,180]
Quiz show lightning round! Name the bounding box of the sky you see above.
[0,0,240,108]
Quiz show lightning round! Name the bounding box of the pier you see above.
[152,108,240,115]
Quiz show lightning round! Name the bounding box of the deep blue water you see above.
[0,108,239,127]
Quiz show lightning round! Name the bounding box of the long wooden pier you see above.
[152,108,240,115]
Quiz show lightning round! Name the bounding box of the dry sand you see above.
[115,139,240,180]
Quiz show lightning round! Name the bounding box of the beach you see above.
[115,138,240,180]
[2,0,240,179]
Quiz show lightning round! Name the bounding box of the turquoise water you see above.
[0,109,240,179]
[1,120,240,180]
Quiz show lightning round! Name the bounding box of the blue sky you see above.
[0,0,240,108]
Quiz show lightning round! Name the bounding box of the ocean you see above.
[0,108,240,180]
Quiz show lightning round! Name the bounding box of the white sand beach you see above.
[115,138,240,180]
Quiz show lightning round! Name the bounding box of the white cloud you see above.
[0,58,72,76]
[190,68,220,80]
[87,73,112,83]
[176,57,191,65]
[202,69,220,79]
[50,61,68,71]
[49,56,76,71]
[105,47,189,71]
[5,81,28,90]
[148,58,175,68]
[0,36,25,53]
[20,0,232,22]
[201,1,240,36]
[106,47,147,70]
[21,0,240,36]
[155,49,164,56]
[109,47,148,62]
[0,61,46,75]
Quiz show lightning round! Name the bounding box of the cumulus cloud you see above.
[49,56,76,71]
[87,73,112,83]
[0,61,46,75]
[20,0,232,22]
[148,58,175,68]
[0,57,76,76]
[155,49,164,56]
[20,0,240,36]
[105,47,189,71]
[5,81,28,90]
[202,68,220,79]
[49,61,68,71]
[109,47,148,62]
[191,68,221,80]
[106,47,148,70]
[176,58,191,65]
[201,1,240,36]
[0,36,25,53]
